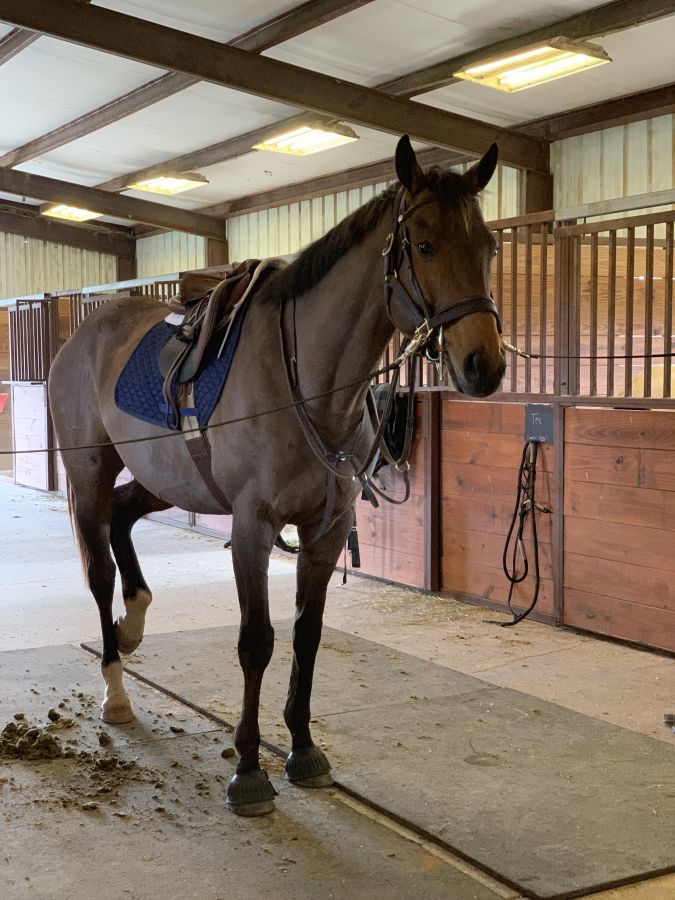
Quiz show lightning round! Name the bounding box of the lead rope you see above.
[499,440,551,627]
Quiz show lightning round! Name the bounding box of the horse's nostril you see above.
[463,351,482,384]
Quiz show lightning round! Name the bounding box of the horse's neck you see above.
[293,219,395,440]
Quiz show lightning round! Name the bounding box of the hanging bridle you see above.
[280,187,504,543]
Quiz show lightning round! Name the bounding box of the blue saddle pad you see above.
[114,301,250,431]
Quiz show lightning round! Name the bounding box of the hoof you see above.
[114,622,142,655]
[225,771,276,816]
[101,700,134,725]
[285,745,333,788]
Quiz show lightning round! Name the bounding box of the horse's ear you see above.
[395,135,425,196]
[464,143,498,194]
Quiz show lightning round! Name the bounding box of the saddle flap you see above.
[158,260,262,384]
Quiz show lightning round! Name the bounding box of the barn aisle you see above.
[2,479,675,899]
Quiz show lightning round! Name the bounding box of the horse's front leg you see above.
[225,514,279,816]
[284,509,352,787]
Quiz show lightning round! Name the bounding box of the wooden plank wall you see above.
[552,115,674,212]
[0,232,116,299]
[563,407,675,652]
[440,399,555,622]
[227,165,521,262]
[349,397,428,589]
[136,232,206,278]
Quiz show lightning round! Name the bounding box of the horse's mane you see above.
[258,167,475,303]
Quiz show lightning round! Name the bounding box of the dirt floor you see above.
[1,478,674,899]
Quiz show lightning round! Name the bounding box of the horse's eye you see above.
[417,241,435,258]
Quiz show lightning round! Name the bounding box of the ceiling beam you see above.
[0,168,227,238]
[202,147,474,218]
[0,0,373,170]
[0,0,549,173]
[0,73,199,169]
[518,81,675,141]
[231,0,373,53]
[0,202,134,256]
[380,0,675,97]
[0,28,39,66]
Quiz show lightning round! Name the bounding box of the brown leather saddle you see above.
[159,259,260,385]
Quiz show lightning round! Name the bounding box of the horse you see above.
[48,135,505,816]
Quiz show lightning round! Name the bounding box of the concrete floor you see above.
[2,478,675,899]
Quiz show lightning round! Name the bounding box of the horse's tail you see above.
[67,480,90,582]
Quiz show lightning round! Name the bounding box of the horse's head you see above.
[391,135,505,397]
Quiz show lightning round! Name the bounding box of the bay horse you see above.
[48,136,505,816]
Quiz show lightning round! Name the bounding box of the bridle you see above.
[382,188,502,375]
[280,187,504,543]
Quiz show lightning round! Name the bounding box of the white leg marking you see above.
[115,588,152,654]
[101,660,134,724]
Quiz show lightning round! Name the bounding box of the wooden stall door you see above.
[349,396,432,590]
[563,407,675,652]
[440,398,556,622]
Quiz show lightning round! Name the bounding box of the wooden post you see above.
[523,170,553,214]
[117,250,136,281]
[423,392,441,592]
[206,237,228,267]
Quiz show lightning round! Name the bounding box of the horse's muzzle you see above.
[446,347,505,397]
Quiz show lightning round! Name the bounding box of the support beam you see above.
[0,204,135,256]
[0,0,550,173]
[518,82,675,141]
[523,170,554,215]
[205,238,229,268]
[0,28,39,66]
[0,0,373,171]
[0,73,199,169]
[232,0,373,53]
[0,168,227,238]
[380,0,675,97]
[116,250,136,281]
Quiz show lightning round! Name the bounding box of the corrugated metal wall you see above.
[136,231,207,277]
[552,114,674,210]
[0,232,116,298]
[228,164,522,261]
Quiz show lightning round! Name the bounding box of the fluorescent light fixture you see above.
[454,38,611,92]
[41,204,102,222]
[253,123,358,155]
[127,171,209,195]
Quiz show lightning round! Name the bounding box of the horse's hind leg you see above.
[284,509,352,787]
[110,479,170,654]
[66,447,134,724]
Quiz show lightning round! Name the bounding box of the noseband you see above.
[382,190,502,356]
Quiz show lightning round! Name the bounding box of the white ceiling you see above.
[0,0,672,226]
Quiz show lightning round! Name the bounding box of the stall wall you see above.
[227,164,522,261]
[136,231,206,277]
[0,232,116,297]
[440,399,555,622]
[563,407,675,653]
[552,114,674,211]
[350,397,431,590]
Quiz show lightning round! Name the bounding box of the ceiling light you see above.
[126,171,209,195]
[253,124,359,155]
[41,204,102,222]
[454,38,611,92]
